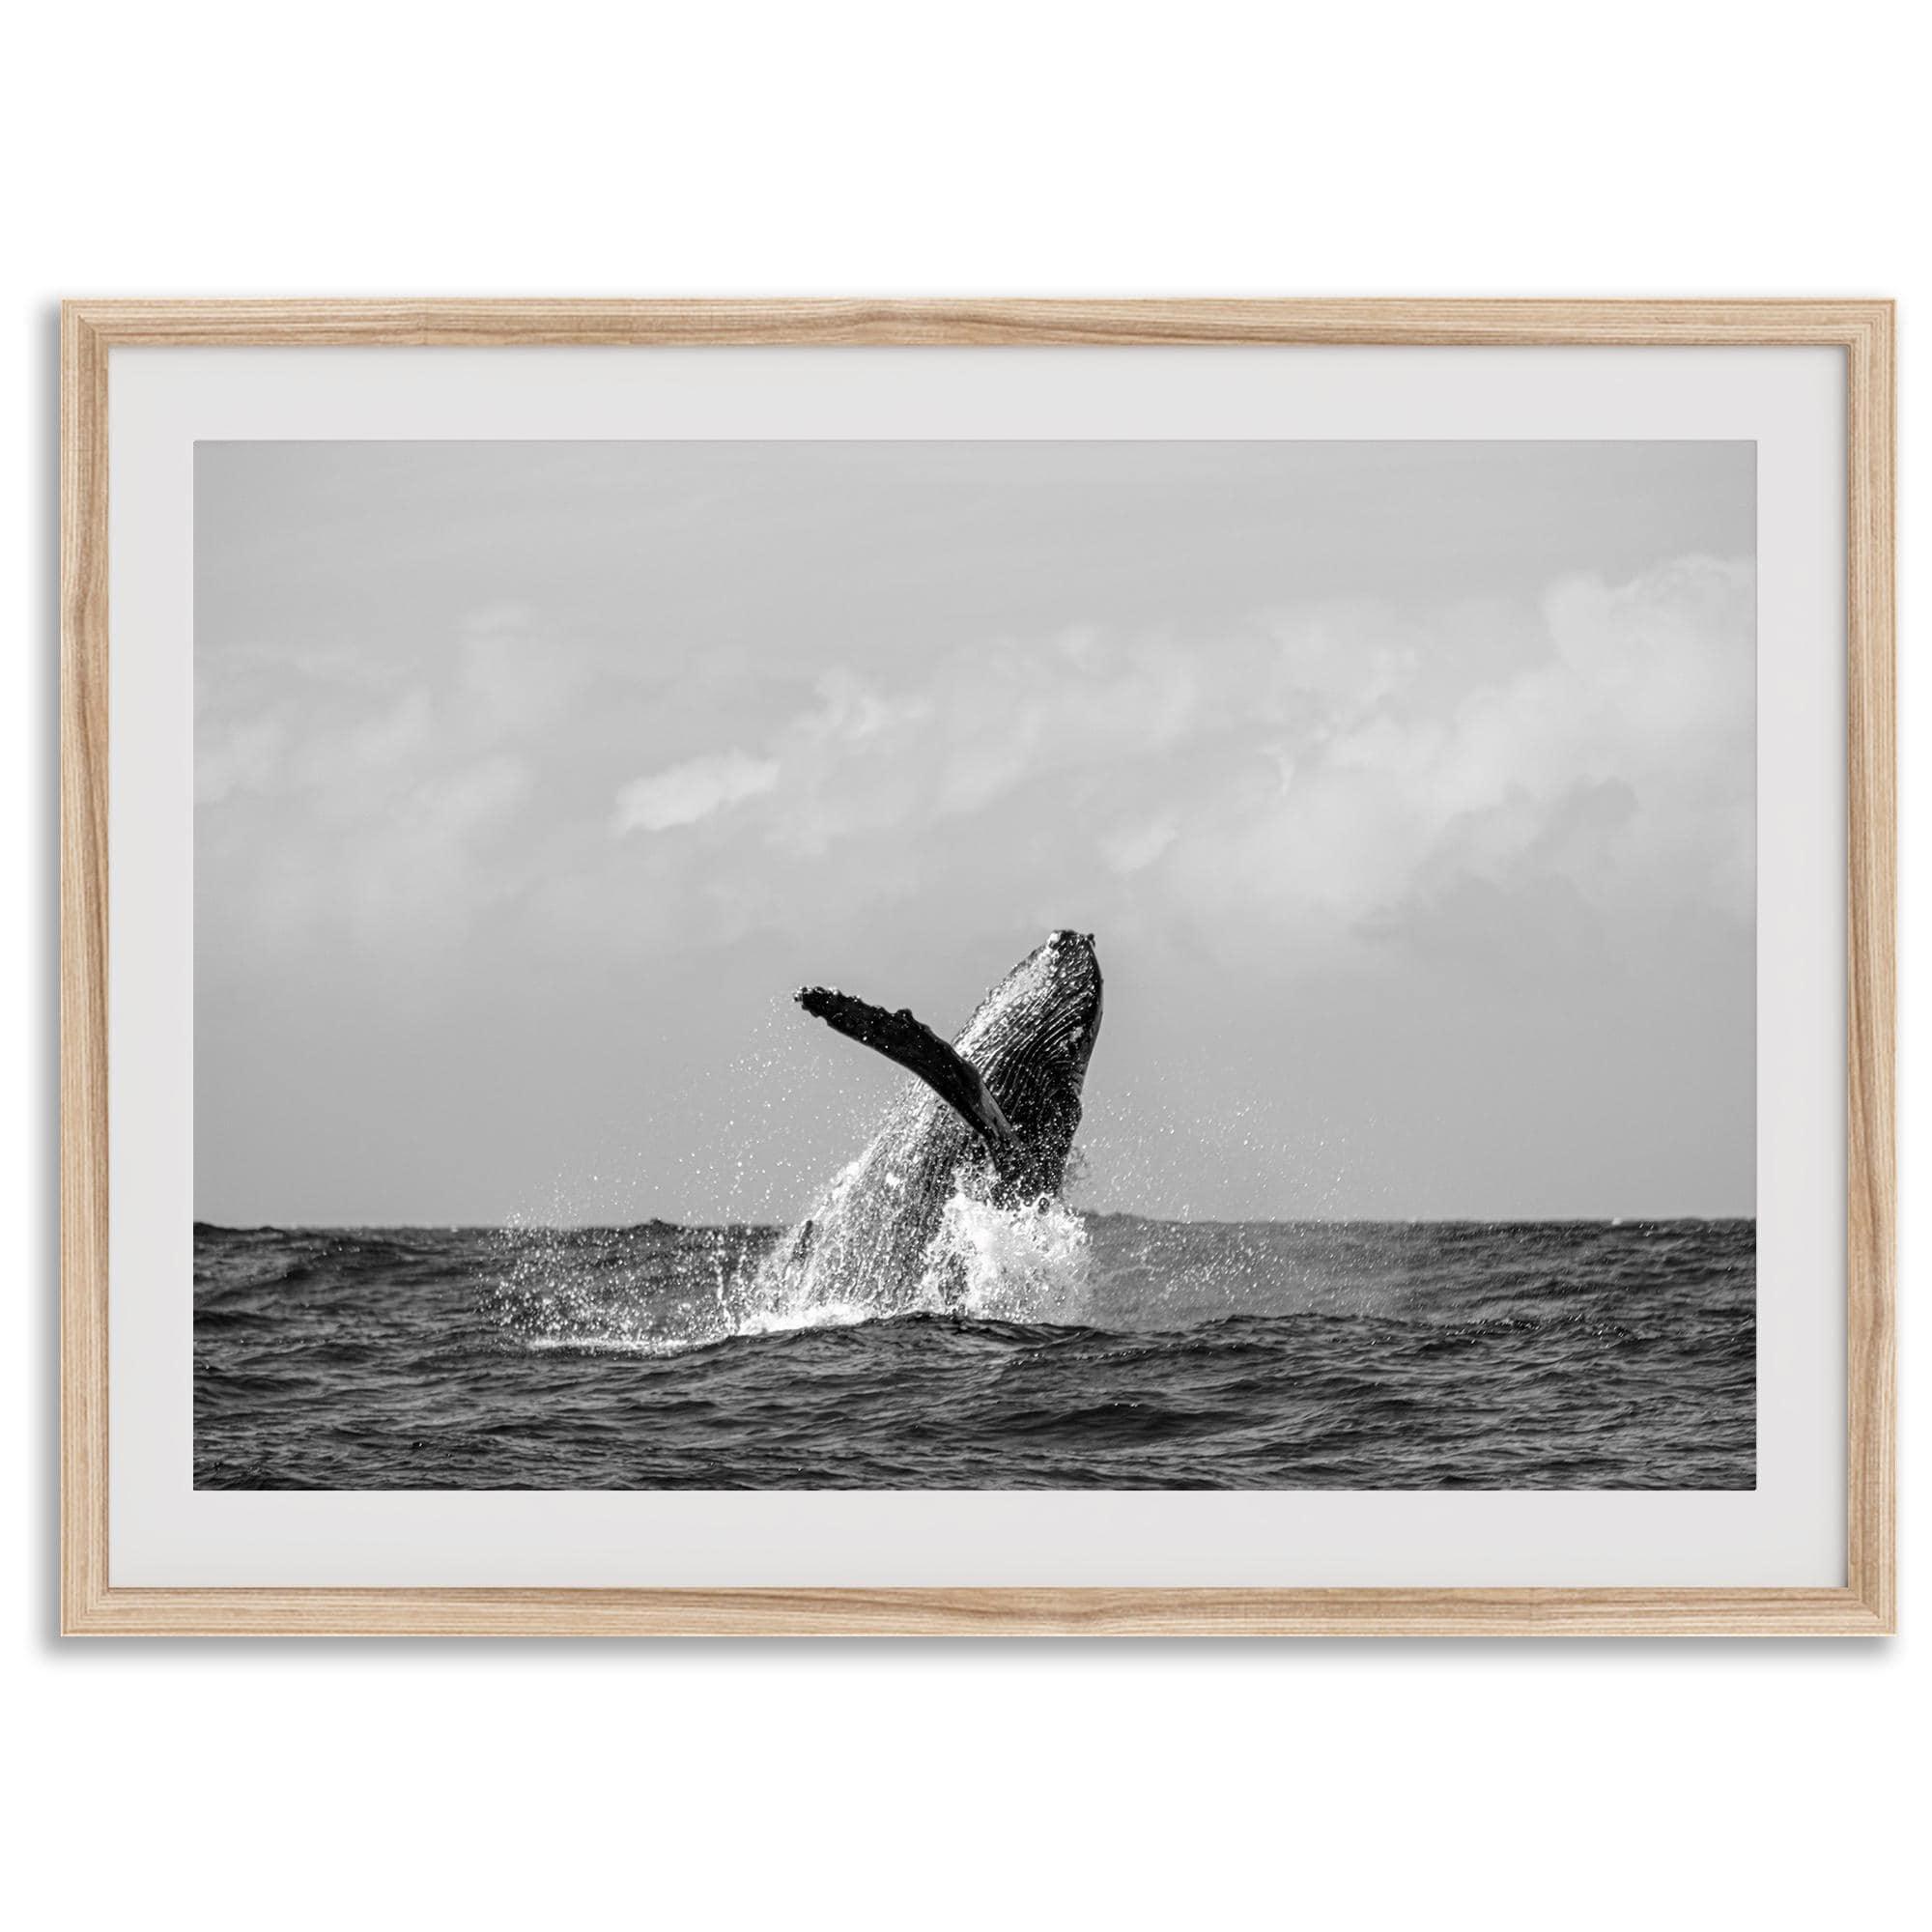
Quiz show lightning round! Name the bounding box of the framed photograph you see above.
[61,298,1894,1635]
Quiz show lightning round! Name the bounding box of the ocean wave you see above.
[194,1214,1757,1491]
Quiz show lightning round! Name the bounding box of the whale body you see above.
[769,931,1104,1309]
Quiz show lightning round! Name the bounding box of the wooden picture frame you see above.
[61,298,1895,1636]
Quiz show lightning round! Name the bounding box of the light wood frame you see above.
[60,298,1896,1636]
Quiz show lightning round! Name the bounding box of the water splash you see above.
[488,1216,754,1355]
[741,1158,1091,1333]
[924,1185,1092,1324]
[491,1161,1095,1355]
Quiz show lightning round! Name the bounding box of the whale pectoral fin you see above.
[795,986,1014,1146]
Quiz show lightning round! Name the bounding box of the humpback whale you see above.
[770,930,1104,1308]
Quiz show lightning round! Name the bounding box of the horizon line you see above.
[194,1209,1758,1234]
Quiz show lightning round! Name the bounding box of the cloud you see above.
[454,604,593,740]
[585,555,1752,963]
[1100,813,1179,875]
[195,712,290,804]
[199,556,1754,979]
[196,607,570,963]
[611,750,781,833]
[1165,556,1755,955]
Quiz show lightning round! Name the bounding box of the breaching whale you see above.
[770,930,1104,1308]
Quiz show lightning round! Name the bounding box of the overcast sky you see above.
[196,440,1754,1225]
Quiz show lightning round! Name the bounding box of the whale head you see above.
[964,929,1103,1083]
[954,931,1103,1192]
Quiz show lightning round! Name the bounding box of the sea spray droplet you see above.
[488,1219,756,1354]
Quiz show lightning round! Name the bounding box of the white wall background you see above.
[5,4,1921,1926]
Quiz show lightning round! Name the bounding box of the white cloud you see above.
[611,749,781,833]
[345,754,534,944]
[1170,554,1756,948]
[200,556,1754,976]
[618,554,1750,958]
[195,609,572,962]
[195,713,290,804]
[1100,813,1179,875]
[456,605,587,739]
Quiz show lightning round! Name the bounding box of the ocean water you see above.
[195,1209,1754,1491]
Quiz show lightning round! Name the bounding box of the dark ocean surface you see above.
[195,1213,1754,1491]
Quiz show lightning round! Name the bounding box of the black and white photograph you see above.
[24,5,1920,1921]
[193,438,1757,1492]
